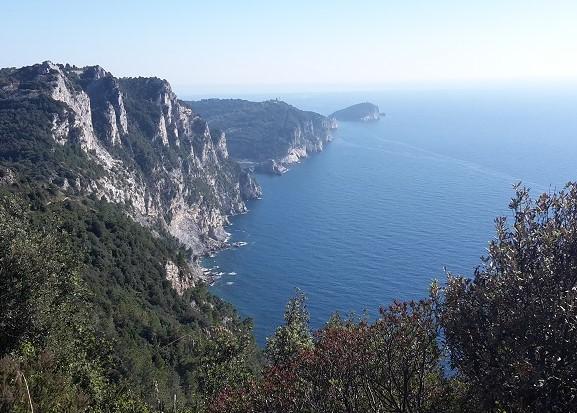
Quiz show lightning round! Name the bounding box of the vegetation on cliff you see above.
[0,62,262,411]
[0,62,259,260]
[188,99,335,167]
[0,91,102,185]
[0,188,259,411]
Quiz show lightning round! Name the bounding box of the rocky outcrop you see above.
[165,260,196,295]
[239,169,262,198]
[188,99,338,174]
[330,102,381,122]
[0,62,261,286]
[0,167,16,186]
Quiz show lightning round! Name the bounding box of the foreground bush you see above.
[442,184,577,412]
[210,296,462,413]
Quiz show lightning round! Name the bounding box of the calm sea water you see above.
[205,87,577,345]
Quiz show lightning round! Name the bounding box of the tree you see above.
[211,293,453,413]
[362,298,447,413]
[0,194,79,355]
[0,193,96,410]
[265,290,313,365]
[0,192,144,412]
[442,183,577,412]
[297,297,450,413]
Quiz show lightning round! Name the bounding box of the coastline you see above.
[200,237,249,285]
[198,131,337,286]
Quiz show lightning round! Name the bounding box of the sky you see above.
[2,0,577,94]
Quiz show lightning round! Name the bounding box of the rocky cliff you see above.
[330,102,381,122]
[0,62,261,283]
[188,99,338,175]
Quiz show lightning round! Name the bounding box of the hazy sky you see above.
[2,0,577,92]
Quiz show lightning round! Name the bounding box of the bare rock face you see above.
[82,65,129,146]
[165,260,196,295]
[0,62,261,286]
[0,167,16,185]
[211,130,229,160]
[239,169,263,198]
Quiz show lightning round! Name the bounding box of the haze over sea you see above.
[202,87,577,345]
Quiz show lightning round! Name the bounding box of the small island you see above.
[330,102,382,122]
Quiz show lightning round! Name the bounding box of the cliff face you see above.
[330,102,381,122]
[0,64,262,408]
[0,62,261,271]
[188,99,338,174]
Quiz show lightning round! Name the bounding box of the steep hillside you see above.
[0,62,262,410]
[188,99,337,174]
[0,191,258,411]
[0,62,260,276]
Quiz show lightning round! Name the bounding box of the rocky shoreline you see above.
[199,239,249,285]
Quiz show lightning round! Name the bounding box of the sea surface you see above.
[203,87,577,345]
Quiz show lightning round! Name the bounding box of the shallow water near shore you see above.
[206,87,577,345]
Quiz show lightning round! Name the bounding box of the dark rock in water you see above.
[187,98,337,174]
[330,102,381,122]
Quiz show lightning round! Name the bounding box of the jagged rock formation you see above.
[0,62,261,281]
[330,102,381,122]
[188,99,338,175]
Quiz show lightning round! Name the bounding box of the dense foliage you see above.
[442,184,577,412]
[0,193,119,411]
[0,189,258,412]
[211,293,461,413]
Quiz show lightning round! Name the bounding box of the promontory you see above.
[188,99,337,175]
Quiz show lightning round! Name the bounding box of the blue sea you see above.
[204,87,577,345]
